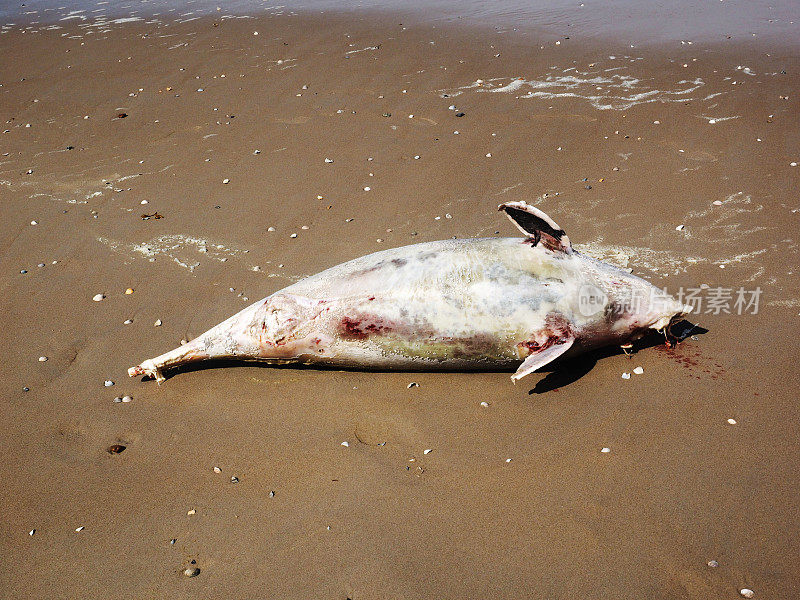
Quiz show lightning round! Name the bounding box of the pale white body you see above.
[129,203,689,382]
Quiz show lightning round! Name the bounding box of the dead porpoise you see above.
[129,201,691,383]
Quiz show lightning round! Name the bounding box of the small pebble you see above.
[187,509,196,515]
[123,319,133,325]
[125,288,134,295]
[621,372,631,379]
[38,356,48,362]
[122,395,132,403]
[740,589,754,599]
[170,539,177,545]
[104,380,114,387]
[222,178,230,184]
[154,319,162,327]
[707,560,719,567]
[363,186,371,191]
[601,447,611,453]
[727,418,737,425]
[633,366,644,375]
[324,158,334,163]
[183,567,201,578]
[791,162,798,167]
[230,476,239,484]
[213,466,221,473]
[480,401,489,407]
[93,293,105,302]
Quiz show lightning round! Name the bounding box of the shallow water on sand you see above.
[3,0,799,45]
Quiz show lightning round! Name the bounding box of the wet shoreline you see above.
[1,10,799,600]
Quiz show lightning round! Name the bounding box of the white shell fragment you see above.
[92,293,105,302]
[104,380,115,387]
[601,447,611,453]
[38,356,48,362]
[633,366,644,375]
[675,224,685,231]
[480,401,489,407]
[727,418,737,425]
[423,448,432,455]
[154,319,162,327]
[740,589,754,599]
[341,441,349,447]
[213,466,221,473]
[621,372,631,379]
[187,509,196,515]
[222,178,230,184]
[407,382,419,388]
[75,526,84,532]
[29,529,35,536]
[122,395,132,403]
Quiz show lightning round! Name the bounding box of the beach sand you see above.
[1,9,799,599]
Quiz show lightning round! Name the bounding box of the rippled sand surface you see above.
[1,7,798,599]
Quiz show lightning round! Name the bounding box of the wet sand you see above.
[1,10,799,599]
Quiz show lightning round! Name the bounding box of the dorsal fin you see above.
[498,201,572,254]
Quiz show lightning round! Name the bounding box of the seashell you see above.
[183,567,201,578]
[633,366,644,375]
[739,589,754,599]
[93,293,105,302]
